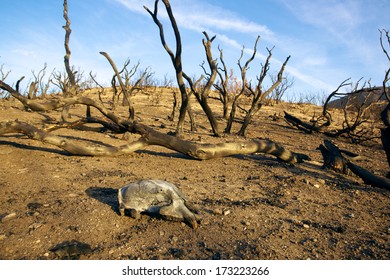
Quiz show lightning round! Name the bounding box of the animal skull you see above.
[118,179,199,228]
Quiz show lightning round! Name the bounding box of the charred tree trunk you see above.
[100,52,135,121]
[381,102,390,177]
[225,37,260,134]
[319,140,390,190]
[62,0,76,122]
[0,119,309,163]
[0,79,309,164]
[145,0,189,137]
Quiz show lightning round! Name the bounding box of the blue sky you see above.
[0,0,389,100]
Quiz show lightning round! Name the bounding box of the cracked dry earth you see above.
[0,89,389,260]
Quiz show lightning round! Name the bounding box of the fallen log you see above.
[319,140,390,191]
[0,120,309,163]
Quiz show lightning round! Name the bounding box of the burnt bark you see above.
[61,0,76,121]
[319,140,390,190]
[0,80,308,164]
[100,52,135,121]
[0,119,308,163]
[144,0,189,136]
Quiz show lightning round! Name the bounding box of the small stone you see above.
[43,253,49,257]
[318,179,325,185]
[223,210,231,216]
[303,224,310,229]
[159,231,165,236]
[1,212,17,222]
[313,184,320,188]
[213,209,223,215]
[122,132,129,140]
[0,234,7,241]
[303,178,310,185]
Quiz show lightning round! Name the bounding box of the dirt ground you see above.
[0,88,389,260]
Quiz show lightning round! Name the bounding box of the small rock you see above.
[1,212,17,222]
[28,222,44,232]
[303,224,310,229]
[318,179,325,185]
[159,231,165,236]
[0,234,7,240]
[313,184,320,188]
[303,178,310,185]
[49,240,92,260]
[223,210,231,216]
[122,132,131,140]
[27,202,43,211]
[213,209,223,215]
[242,220,251,226]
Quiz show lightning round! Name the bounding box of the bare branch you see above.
[100,51,135,121]
[145,0,189,136]
[62,0,76,87]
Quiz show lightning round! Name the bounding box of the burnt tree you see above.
[238,46,290,136]
[225,36,260,134]
[0,79,309,164]
[144,0,189,136]
[379,29,390,176]
[183,32,222,137]
[61,0,77,121]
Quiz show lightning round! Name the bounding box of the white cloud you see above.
[281,0,362,36]
[114,0,273,37]
[11,49,37,58]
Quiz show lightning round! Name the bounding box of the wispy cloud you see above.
[113,0,337,91]
[114,0,273,37]
[281,0,362,36]
[280,0,388,65]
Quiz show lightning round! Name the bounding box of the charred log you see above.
[319,140,390,190]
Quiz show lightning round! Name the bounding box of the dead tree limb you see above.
[214,46,233,120]
[285,79,381,143]
[61,0,77,121]
[0,80,308,163]
[100,52,135,121]
[379,29,390,176]
[183,32,221,137]
[226,37,260,134]
[144,0,189,136]
[319,140,390,190]
[0,119,309,163]
[0,80,123,126]
[238,48,290,136]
